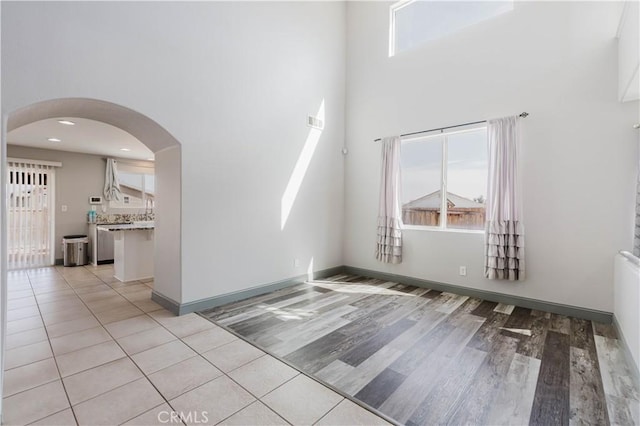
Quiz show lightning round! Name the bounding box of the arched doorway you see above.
[3,98,182,306]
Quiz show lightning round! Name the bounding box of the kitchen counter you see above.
[97,223,154,282]
[97,223,155,232]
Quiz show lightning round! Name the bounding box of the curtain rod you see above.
[102,157,154,166]
[374,112,529,142]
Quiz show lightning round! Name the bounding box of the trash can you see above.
[63,235,89,267]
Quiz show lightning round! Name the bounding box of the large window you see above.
[401,126,488,231]
[390,0,513,56]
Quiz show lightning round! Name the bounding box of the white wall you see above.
[617,1,639,102]
[2,2,346,304]
[154,146,181,303]
[344,1,639,312]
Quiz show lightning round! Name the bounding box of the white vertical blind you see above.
[7,160,56,269]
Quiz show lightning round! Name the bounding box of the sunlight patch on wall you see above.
[281,100,325,230]
[307,257,314,281]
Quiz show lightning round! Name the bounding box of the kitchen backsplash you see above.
[94,213,155,224]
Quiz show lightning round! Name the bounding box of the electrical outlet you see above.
[294,258,300,268]
[61,205,68,212]
[459,266,467,276]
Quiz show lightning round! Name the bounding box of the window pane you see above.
[117,172,145,208]
[401,136,443,226]
[119,172,143,191]
[144,174,155,208]
[144,175,155,194]
[446,129,487,230]
[393,1,513,55]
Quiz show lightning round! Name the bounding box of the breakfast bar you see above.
[96,222,154,282]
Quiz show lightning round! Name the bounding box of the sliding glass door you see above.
[7,161,55,269]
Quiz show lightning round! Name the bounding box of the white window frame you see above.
[401,123,487,234]
[389,0,415,57]
[389,0,513,58]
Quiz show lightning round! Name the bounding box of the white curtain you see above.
[485,116,525,280]
[376,136,403,264]
[104,158,122,201]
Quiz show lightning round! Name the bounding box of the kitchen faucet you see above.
[144,197,154,220]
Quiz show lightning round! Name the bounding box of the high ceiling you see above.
[7,117,154,161]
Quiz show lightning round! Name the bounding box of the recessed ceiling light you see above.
[120,148,131,152]
[47,137,61,142]
[57,120,75,126]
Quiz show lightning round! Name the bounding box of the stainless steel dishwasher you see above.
[96,228,115,264]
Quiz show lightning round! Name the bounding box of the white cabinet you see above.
[89,224,98,265]
[618,1,639,102]
[113,229,154,282]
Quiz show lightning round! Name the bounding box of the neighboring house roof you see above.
[120,183,155,200]
[403,190,484,210]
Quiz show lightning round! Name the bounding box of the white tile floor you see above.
[3,265,389,425]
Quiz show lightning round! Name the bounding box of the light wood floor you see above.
[201,274,640,426]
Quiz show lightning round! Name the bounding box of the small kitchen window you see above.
[110,163,155,210]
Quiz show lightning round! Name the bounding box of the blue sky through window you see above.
[401,129,487,205]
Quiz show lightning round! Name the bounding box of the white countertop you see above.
[97,222,155,232]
